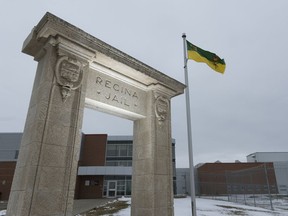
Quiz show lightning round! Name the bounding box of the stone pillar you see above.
[6,37,91,216]
[132,90,174,216]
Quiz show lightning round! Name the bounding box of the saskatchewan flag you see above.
[186,40,226,74]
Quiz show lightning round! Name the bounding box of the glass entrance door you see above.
[107,181,117,198]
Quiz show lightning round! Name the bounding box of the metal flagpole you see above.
[182,33,197,216]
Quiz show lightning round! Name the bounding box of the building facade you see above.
[196,162,278,196]
[273,162,288,194]
[247,152,288,194]
[0,133,177,200]
[247,152,288,163]
[176,153,288,196]
[0,133,21,200]
[76,134,133,199]
[176,168,191,195]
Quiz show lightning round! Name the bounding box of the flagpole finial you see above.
[182,33,186,38]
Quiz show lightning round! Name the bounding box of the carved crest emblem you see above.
[155,96,169,125]
[55,56,83,102]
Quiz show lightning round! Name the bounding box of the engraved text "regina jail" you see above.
[96,76,139,107]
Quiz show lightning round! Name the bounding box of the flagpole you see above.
[182,33,197,216]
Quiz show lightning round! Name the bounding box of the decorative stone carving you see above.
[155,96,169,125]
[55,56,83,102]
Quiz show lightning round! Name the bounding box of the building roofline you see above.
[247,152,288,157]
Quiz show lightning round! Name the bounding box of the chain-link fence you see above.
[226,164,276,210]
[197,164,284,210]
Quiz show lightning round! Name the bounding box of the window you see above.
[105,160,132,167]
[106,161,118,166]
[127,145,132,157]
[14,150,19,159]
[119,145,126,156]
[85,180,90,186]
[106,143,133,158]
[106,143,133,166]
[107,145,118,157]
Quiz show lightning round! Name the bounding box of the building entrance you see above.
[107,181,117,198]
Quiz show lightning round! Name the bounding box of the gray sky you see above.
[1,0,288,167]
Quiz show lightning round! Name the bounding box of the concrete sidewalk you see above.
[0,199,115,215]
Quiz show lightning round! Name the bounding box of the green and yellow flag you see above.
[186,40,226,74]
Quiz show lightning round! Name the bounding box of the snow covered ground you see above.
[0,210,5,216]
[108,196,288,216]
[1,197,287,216]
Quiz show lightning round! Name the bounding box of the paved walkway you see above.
[0,199,115,215]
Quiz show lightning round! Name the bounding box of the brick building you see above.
[0,133,176,200]
[75,134,133,199]
[197,162,278,195]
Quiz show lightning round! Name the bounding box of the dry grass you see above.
[83,200,129,216]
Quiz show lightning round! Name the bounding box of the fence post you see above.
[264,163,274,210]
[241,174,247,205]
[225,171,230,202]
[250,174,256,207]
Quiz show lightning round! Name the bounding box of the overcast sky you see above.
[1,1,288,167]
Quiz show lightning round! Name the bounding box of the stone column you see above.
[132,90,174,216]
[7,37,91,216]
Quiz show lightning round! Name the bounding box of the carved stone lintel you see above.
[55,56,83,102]
[155,96,169,125]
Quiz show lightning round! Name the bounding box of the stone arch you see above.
[7,12,185,216]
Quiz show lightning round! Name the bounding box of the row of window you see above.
[106,143,132,168]
[106,144,132,157]
[106,160,132,167]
